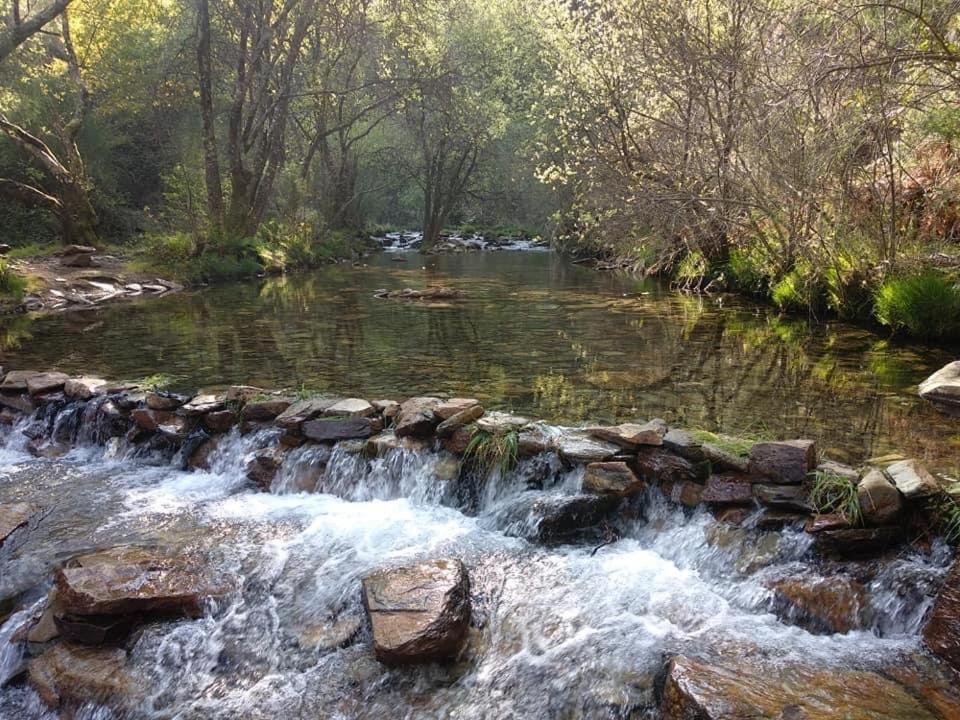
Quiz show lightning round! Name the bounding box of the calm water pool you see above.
[1,251,957,470]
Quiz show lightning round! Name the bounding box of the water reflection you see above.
[1,252,957,470]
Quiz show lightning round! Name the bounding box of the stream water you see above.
[0,251,959,718]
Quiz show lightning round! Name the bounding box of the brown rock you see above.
[26,371,70,396]
[242,397,293,421]
[924,558,960,673]
[0,369,40,391]
[188,436,222,471]
[297,615,363,651]
[475,411,529,434]
[754,510,807,530]
[323,398,375,417]
[435,398,480,421]
[858,469,903,526]
[583,462,645,497]
[56,547,232,617]
[275,397,339,430]
[0,502,41,549]
[804,513,852,533]
[145,391,188,411]
[660,480,703,508]
[395,396,442,438]
[769,575,865,633]
[202,410,237,433]
[443,426,474,455]
[753,484,812,512]
[246,447,284,490]
[180,393,225,416]
[362,558,471,665]
[0,391,35,414]
[64,376,109,400]
[635,448,702,484]
[814,527,903,557]
[29,644,134,710]
[659,655,935,720]
[700,474,753,505]
[587,419,667,449]
[373,399,400,418]
[555,432,621,464]
[436,404,485,437]
[712,507,752,525]
[748,439,816,484]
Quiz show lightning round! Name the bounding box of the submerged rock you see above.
[924,558,960,673]
[583,461,645,497]
[55,547,231,618]
[297,615,363,651]
[919,360,960,415]
[747,439,816,484]
[29,644,135,710]
[362,558,470,665]
[658,655,936,720]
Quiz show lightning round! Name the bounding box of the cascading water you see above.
[0,400,955,719]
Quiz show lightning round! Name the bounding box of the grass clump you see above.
[0,259,27,300]
[874,269,960,340]
[689,429,755,457]
[137,373,177,391]
[464,429,519,475]
[810,471,862,525]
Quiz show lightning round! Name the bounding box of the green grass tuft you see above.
[464,429,519,475]
[810,471,862,525]
[874,269,960,340]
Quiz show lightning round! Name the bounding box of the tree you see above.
[0,0,73,63]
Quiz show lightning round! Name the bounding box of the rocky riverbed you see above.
[1,369,960,718]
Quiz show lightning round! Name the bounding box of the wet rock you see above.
[63,376,108,400]
[27,589,64,643]
[443,426,474,455]
[814,527,903,557]
[748,439,816,484]
[658,655,935,720]
[29,644,134,710]
[555,432,621,464]
[517,423,553,457]
[297,615,363,651]
[146,391,189,411]
[25,371,69,396]
[583,462,646,497]
[435,398,480,421]
[923,558,960,673]
[323,398,375,418]
[436,404,485,437]
[56,547,232,617]
[365,431,429,457]
[701,441,749,473]
[753,484,812,512]
[241,397,292,421]
[0,502,41,550]
[131,407,187,436]
[700,474,754,505]
[660,480,703,508]
[200,409,235,433]
[246,447,284,490]
[475,411,529,434]
[180,393,225,416]
[0,391,34,414]
[858,469,903,525]
[886,459,940,499]
[224,385,264,402]
[754,510,808,530]
[804,513,851,534]
[377,286,466,301]
[302,417,373,442]
[55,612,140,645]
[918,360,960,415]
[372,399,400,418]
[362,558,471,665]
[712,507,752,525]
[587,419,667,449]
[769,575,865,633]
[529,494,619,542]
[395,396,442,438]
[274,397,338,430]
[187,436,222,470]
[635,447,704,484]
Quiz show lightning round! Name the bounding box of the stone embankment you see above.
[2,368,960,717]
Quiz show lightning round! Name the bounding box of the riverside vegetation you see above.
[1,0,960,338]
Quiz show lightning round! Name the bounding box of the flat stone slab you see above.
[274,397,338,430]
[583,462,645,497]
[475,411,529,434]
[26,372,70,396]
[919,360,960,414]
[241,397,293,421]
[323,398,375,417]
[302,417,373,442]
[587,419,667,448]
[435,398,480,421]
[555,432,621,464]
[701,475,753,505]
[362,558,470,665]
[886,458,940,498]
[63,376,109,400]
[29,644,136,710]
[179,394,225,416]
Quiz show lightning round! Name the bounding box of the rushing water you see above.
[0,252,958,471]
[0,408,953,719]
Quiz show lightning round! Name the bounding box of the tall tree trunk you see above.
[196,0,224,248]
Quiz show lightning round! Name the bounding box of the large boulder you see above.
[583,462,645,497]
[55,547,231,618]
[924,558,960,673]
[748,439,816,484]
[919,360,960,415]
[886,458,940,499]
[587,419,667,449]
[361,558,470,665]
[857,469,903,525]
[395,397,442,438]
[659,655,935,720]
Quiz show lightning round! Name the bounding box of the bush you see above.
[874,269,960,340]
[0,259,27,299]
[770,266,825,312]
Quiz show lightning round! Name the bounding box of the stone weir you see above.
[3,369,960,718]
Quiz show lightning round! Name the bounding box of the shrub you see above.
[0,259,27,299]
[874,269,960,340]
[810,471,862,525]
[770,266,825,312]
